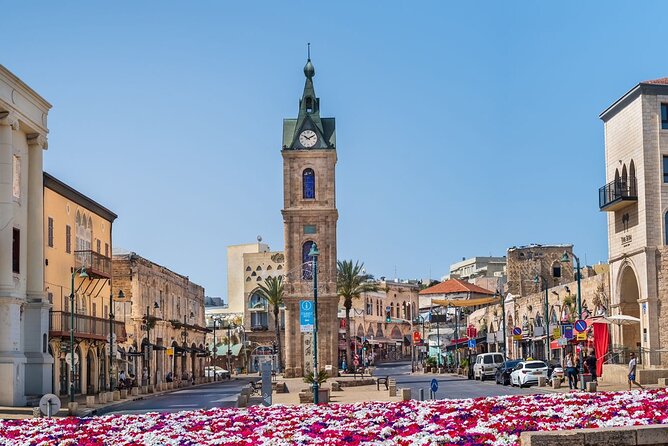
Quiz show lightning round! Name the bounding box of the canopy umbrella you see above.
[604,315,641,325]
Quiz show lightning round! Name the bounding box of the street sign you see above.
[468,339,476,349]
[552,327,561,339]
[39,394,61,417]
[512,327,522,336]
[563,324,574,340]
[166,347,174,356]
[574,319,588,333]
[65,352,79,368]
[300,300,314,333]
[430,378,438,393]
[513,334,522,341]
[413,331,421,343]
[557,337,568,347]
[576,332,587,341]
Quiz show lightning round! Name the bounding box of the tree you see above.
[337,260,378,372]
[256,275,285,372]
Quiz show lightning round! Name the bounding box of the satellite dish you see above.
[39,393,61,417]
[257,235,262,243]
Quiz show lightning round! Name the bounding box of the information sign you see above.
[300,300,314,333]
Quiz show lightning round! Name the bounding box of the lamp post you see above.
[562,251,584,391]
[145,301,159,387]
[495,290,507,360]
[212,318,219,381]
[308,242,320,404]
[226,322,235,374]
[109,289,125,391]
[533,275,550,362]
[69,267,88,403]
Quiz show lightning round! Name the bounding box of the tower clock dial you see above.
[299,130,318,148]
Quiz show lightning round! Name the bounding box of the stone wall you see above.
[506,245,575,297]
[520,424,668,445]
[655,247,668,366]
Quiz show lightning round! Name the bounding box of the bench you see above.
[376,376,390,391]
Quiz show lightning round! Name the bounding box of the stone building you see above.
[282,57,339,378]
[599,77,668,372]
[44,173,124,398]
[0,65,52,406]
[506,245,575,296]
[112,252,208,387]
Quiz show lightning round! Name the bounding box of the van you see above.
[473,353,505,381]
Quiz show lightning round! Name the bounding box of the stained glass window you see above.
[302,241,314,280]
[303,169,315,199]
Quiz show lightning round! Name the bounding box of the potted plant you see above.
[426,356,437,373]
[303,370,330,403]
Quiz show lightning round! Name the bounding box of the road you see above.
[96,377,255,416]
[372,360,537,400]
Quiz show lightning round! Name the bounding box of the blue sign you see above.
[430,378,439,393]
[300,300,314,333]
[563,324,574,340]
[512,327,522,336]
[468,339,476,349]
[574,319,587,333]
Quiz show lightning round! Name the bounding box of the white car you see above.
[509,360,548,387]
[204,366,231,380]
[473,353,505,381]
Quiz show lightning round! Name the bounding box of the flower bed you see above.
[2,389,668,445]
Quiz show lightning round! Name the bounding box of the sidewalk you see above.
[269,376,402,405]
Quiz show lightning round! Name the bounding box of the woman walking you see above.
[564,352,577,389]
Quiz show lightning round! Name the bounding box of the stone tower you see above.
[281,56,339,378]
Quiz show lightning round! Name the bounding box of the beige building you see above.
[599,77,668,371]
[44,173,123,398]
[112,252,207,386]
[0,65,52,405]
[282,57,339,378]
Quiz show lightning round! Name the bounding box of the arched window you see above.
[305,97,313,113]
[622,165,628,189]
[303,169,315,199]
[249,292,267,310]
[302,241,315,280]
[630,160,636,195]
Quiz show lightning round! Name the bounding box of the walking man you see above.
[628,352,644,391]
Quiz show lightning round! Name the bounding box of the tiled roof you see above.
[642,77,668,85]
[419,279,495,296]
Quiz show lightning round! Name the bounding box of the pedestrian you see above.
[564,352,577,389]
[585,348,597,383]
[628,352,644,391]
[573,357,581,389]
[119,370,126,383]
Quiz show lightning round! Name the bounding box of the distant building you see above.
[447,256,506,296]
[506,244,575,297]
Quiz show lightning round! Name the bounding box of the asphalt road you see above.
[372,361,537,400]
[96,377,256,416]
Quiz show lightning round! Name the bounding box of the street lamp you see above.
[495,290,507,360]
[533,275,550,363]
[226,321,236,375]
[212,317,220,380]
[145,301,159,387]
[69,267,88,403]
[308,242,320,404]
[109,289,125,391]
[561,251,585,391]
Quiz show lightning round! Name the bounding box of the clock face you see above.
[299,130,318,148]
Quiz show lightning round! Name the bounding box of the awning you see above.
[213,343,243,357]
[431,297,501,308]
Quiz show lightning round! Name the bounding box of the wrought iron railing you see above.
[49,311,127,342]
[74,250,111,278]
[599,178,637,209]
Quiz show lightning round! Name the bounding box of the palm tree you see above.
[337,260,378,372]
[257,275,285,372]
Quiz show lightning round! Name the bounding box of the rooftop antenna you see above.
[307,42,311,60]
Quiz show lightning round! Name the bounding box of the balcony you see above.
[74,250,111,279]
[599,179,637,212]
[49,311,127,342]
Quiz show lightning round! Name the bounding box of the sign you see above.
[513,334,522,341]
[557,337,568,347]
[574,319,587,333]
[430,378,439,393]
[261,361,272,407]
[300,300,314,333]
[65,352,79,368]
[512,327,522,336]
[576,332,587,341]
[413,331,421,343]
[552,327,561,339]
[468,339,476,349]
[39,394,61,417]
[487,332,495,343]
[563,324,574,340]
[466,325,477,339]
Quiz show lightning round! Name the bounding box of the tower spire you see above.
[307,42,310,60]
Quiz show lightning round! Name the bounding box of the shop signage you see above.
[562,324,574,340]
[552,327,561,339]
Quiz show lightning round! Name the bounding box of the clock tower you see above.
[281,56,339,377]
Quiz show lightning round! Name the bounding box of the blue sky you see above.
[3,2,663,298]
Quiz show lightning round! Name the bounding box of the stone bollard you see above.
[141,386,148,394]
[32,407,41,418]
[113,391,120,401]
[148,385,155,394]
[68,402,78,416]
[551,378,561,389]
[107,392,114,402]
[98,393,107,404]
[400,388,411,401]
[131,387,139,396]
[237,393,248,408]
[331,381,341,391]
[85,395,96,407]
[537,377,547,387]
[586,381,597,392]
[389,384,397,397]
[120,389,128,399]
[658,378,668,387]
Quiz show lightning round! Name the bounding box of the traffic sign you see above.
[512,327,522,336]
[557,337,568,347]
[574,319,588,333]
[39,394,61,417]
[300,300,314,333]
[430,378,438,393]
[413,331,421,343]
[576,332,587,341]
[563,324,574,340]
[65,352,79,368]
[552,327,561,339]
[468,339,476,349]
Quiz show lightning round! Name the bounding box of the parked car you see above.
[473,353,505,381]
[495,360,522,386]
[509,360,548,387]
[204,366,231,380]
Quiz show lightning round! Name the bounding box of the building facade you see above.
[599,77,668,369]
[44,173,123,398]
[282,57,339,377]
[506,245,575,296]
[112,252,207,386]
[0,65,52,405]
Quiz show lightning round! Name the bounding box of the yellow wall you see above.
[44,186,113,316]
